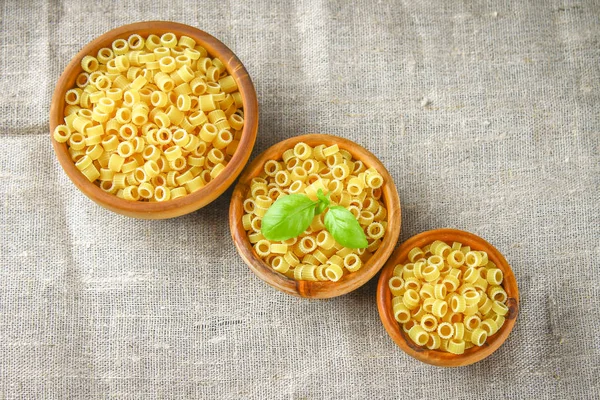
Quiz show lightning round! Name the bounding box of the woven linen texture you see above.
[1,0,599,398]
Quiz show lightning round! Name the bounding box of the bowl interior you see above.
[230,133,402,298]
[377,228,519,367]
[50,21,258,219]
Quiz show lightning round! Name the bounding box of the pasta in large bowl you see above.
[50,21,258,219]
[230,134,401,298]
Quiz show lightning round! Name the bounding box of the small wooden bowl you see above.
[230,134,401,298]
[49,21,258,219]
[377,228,519,367]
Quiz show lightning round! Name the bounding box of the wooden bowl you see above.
[377,228,519,367]
[49,21,258,219]
[230,134,401,298]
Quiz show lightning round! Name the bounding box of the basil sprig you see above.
[261,189,368,249]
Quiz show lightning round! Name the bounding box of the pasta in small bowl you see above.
[377,228,519,367]
[50,21,258,218]
[229,134,401,298]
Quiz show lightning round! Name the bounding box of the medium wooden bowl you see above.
[230,134,401,298]
[377,228,519,367]
[49,21,258,219]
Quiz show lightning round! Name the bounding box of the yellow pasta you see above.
[447,339,466,355]
[56,32,244,201]
[388,277,404,297]
[408,325,429,346]
[392,239,510,353]
[241,142,387,282]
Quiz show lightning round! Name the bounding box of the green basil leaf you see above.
[261,194,318,241]
[315,189,330,215]
[324,206,368,249]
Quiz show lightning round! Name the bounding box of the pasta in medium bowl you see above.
[50,21,258,218]
[377,228,519,367]
[229,134,401,298]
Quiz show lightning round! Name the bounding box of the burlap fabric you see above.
[1,0,598,398]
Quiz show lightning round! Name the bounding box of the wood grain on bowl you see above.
[229,134,401,299]
[50,21,258,219]
[377,228,519,367]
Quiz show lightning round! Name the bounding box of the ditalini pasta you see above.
[241,142,387,282]
[54,32,244,202]
[389,240,510,354]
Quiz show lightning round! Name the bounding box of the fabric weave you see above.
[1,0,599,398]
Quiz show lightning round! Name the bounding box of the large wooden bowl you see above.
[230,134,401,298]
[49,21,258,219]
[377,228,519,367]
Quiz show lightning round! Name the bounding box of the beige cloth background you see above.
[1,0,599,398]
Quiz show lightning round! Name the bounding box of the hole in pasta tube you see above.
[492,292,507,303]
[348,206,360,218]
[300,237,317,252]
[440,302,448,316]
[426,335,436,348]
[264,160,279,175]
[315,231,328,246]
[158,129,171,142]
[492,270,502,282]
[114,39,126,49]
[65,91,78,103]
[128,186,139,199]
[133,116,146,125]
[451,297,459,310]
[368,176,383,188]
[481,322,493,335]
[243,199,255,213]
[439,324,451,337]
[257,242,269,253]
[151,92,162,106]
[275,172,288,186]
[139,187,152,198]
[87,59,98,71]
[466,317,479,330]
[134,168,146,183]
[416,332,428,346]
[99,48,112,58]
[100,181,114,192]
[466,253,477,267]
[347,184,361,196]
[429,255,442,265]
[78,109,92,118]
[407,290,419,303]
[76,73,89,87]
[163,81,174,92]
[219,130,232,142]
[173,158,185,169]
[148,35,161,46]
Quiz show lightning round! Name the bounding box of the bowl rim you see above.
[229,133,402,298]
[49,21,258,219]
[376,228,519,367]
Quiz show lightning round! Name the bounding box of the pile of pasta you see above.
[242,142,388,281]
[389,240,509,354]
[53,32,244,202]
